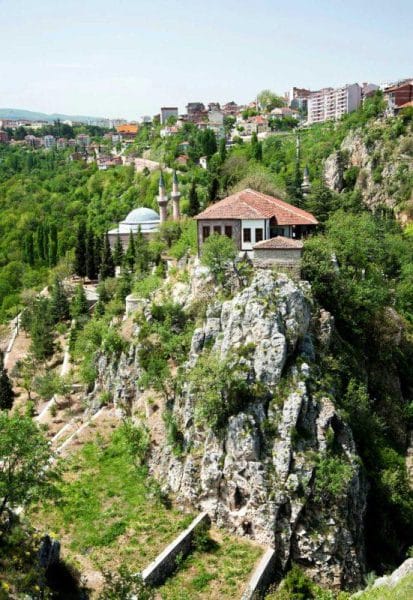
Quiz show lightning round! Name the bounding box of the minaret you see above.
[301,166,311,197]
[171,170,181,221]
[157,171,168,224]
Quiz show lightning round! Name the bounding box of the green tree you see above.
[250,132,263,161]
[208,176,219,202]
[0,412,58,519]
[74,221,87,278]
[113,233,124,267]
[29,298,54,361]
[257,89,285,112]
[94,234,103,277]
[100,233,115,280]
[0,351,14,411]
[201,233,237,285]
[219,137,227,163]
[187,181,200,216]
[125,231,136,270]
[48,223,58,267]
[86,228,97,280]
[24,232,35,266]
[50,277,70,322]
[70,284,89,319]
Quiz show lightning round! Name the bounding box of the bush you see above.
[201,233,237,285]
[98,564,154,600]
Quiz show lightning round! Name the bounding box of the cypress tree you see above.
[30,298,54,361]
[43,223,50,262]
[37,224,45,262]
[74,222,87,278]
[113,234,124,267]
[208,177,219,203]
[0,351,14,411]
[24,232,35,266]
[50,277,70,322]
[94,235,102,277]
[134,226,149,273]
[219,137,227,163]
[48,224,58,267]
[70,284,89,319]
[86,229,97,280]
[188,181,200,216]
[125,231,136,270]
[100,233,115,279]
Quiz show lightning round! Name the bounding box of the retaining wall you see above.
[141,512,211,587]
[241,547,277,600]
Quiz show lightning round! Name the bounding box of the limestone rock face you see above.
[93,269,367,589]
[323,121,413,211]
[150,270,367,589]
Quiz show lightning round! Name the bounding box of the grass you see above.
[158,528,263,600]
[352,574,413,600]
[29,428,194,576]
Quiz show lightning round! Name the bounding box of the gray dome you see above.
[122,207,159,224]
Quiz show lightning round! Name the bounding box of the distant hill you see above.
[0,108,105,124]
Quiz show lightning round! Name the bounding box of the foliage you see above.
[200,233,237,285]
[0,412,58,519]
[70,283,89,319]
[0,352,14,411]
[30,427,193,574]
[266,564,336,600]
[98,564,154,600]
[314,455,353,505]
[189,349,253,433]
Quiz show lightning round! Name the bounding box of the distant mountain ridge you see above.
[0,108,105,123]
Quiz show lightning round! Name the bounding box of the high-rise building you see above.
[160,107,178,124]
[307,84,362,124]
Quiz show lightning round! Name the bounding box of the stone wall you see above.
[241,547,277,600]
[141,512,211,586]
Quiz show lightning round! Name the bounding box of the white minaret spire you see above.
[171,170,181,221]
[157,170,168,224]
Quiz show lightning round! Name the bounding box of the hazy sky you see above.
[1,0,412,119]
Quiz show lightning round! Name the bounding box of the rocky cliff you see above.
[324,118,413,215]
[92,267,367,590]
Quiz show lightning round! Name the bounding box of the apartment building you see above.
[160,107,178,124]
[307,83,362,124]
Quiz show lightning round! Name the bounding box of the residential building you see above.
[43,135,55,149]
[24,135,42,147]
[252,236,304,276]
[56,137,67,149]
[384,79,413,112]
[222,101,239,115]
[115,124,138,139]
[76,134,90,147]
[0,131,9,144]
[288,87,312,111]
[307,83,362,124]
[160,107,178,124]
[194,188,318,255]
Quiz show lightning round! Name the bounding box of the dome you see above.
[122,207,159,225]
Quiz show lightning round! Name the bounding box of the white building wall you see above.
[241,219,266,251]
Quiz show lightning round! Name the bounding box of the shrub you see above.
[201,233,237,285]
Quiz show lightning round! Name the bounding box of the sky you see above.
[0,0,412,120]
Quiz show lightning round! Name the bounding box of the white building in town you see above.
[307,83,362,124]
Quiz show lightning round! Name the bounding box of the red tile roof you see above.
[253,236,303,250]
[194,189,318,225]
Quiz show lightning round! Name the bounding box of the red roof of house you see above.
[194,189,318,226]
[253,236,303,250]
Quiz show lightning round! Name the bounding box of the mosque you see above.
[107,171,181,250]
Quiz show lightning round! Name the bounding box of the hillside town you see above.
[1,78,412,174]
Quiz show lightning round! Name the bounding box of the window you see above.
[213,225,222,235]
[202,226,210,241]
[255,228,263,243]
[225,225,233,238]
[243,228,251,243]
